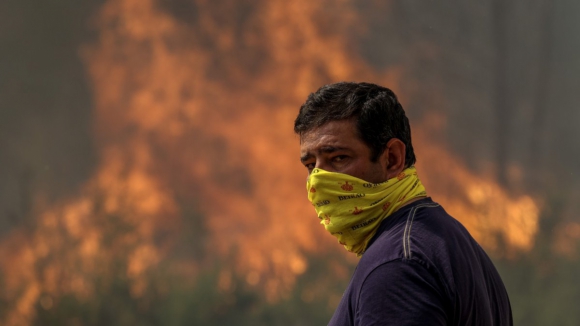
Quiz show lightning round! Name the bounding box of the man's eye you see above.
[333,155,347,162]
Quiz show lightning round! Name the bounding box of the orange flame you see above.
[0,0,539,323]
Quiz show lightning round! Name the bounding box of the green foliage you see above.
[31,254,350,326]
[29,199,352,326]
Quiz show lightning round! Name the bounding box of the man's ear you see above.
[383,138,406,179]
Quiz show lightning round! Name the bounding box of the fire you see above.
[0,146,179,325]
[0,0,539,323]
[414,128,539,253]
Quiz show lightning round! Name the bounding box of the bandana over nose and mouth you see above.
[306,166,427,256]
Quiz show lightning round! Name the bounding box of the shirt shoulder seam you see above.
[403,203,440,259]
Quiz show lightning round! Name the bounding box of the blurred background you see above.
[1,0,579,325]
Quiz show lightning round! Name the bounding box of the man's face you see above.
[299,119,390,184]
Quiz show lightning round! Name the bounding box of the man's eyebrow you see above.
[300,146,347,163]
[300,152,313,163]
[318,146,346,154]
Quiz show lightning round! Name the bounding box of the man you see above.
[294,82,512,325]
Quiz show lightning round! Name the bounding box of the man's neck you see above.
[399,196,427,209]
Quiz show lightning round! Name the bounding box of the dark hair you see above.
[294,82,416,167]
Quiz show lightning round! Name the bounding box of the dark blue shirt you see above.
[329,198,512,326]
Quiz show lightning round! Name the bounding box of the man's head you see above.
[294,82,416,183]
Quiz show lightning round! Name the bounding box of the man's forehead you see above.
[300,129,340,146]
[299,120,359,153]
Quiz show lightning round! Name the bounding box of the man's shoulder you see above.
[361,198,453,265]
[355,197,478,293]
[351,199,447,284]
[332,198,513,326]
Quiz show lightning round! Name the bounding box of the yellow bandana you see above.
[306,166,426,256]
